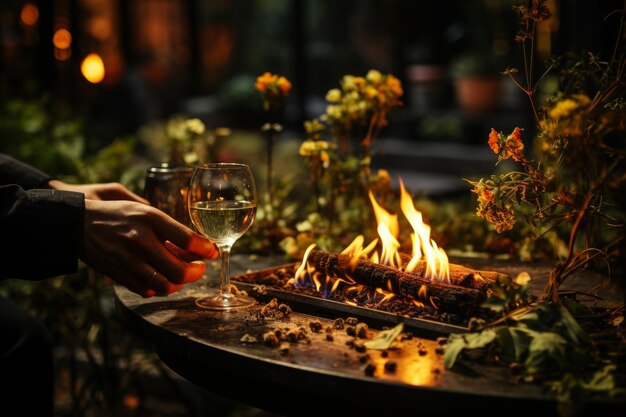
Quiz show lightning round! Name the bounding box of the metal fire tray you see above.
[232,263,468,338]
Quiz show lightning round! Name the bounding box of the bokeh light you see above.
[81,53,105,84]
[53,28,72,50]
[20,3,39,26]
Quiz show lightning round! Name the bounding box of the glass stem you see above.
[219,245,232,297]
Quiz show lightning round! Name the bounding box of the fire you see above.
[398,179,450,283]
[294,178,450,306]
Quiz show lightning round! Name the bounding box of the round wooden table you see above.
[114,255,623,417]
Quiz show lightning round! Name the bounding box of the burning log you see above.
[306,250,497,315]
[396,253,504,288]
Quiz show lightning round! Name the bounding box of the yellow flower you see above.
[548,94,590,119]
[365,86,379,99]
[299,139,316,156]
[325,88,342,103]
[549,98,578,119]
[353,76,366,89]
[300,139,331,168]
[342,75,357,90]
[326,105,342,119]
[185,118,205,135]
[366,69,382,84]
[304,119,325,138]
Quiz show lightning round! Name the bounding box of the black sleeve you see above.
[0,185,85,281]
[0,153,52,189]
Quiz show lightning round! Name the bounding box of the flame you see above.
[341,235,378,259]
[375,287,396,304]
[418,284,428,300]
[290,177,448,308]
[294,243,316,287]
[368,192,401,268]
[398,179,449,283]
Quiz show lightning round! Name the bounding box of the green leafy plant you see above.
[467,0,626,302]
[0,96,193,416]
[444,275,622,415]
[282,69,404,257]
[447,2,626,414]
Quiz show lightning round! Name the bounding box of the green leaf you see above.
[482,296,507,313]
[444,329,496,369]
[443,334,467,369]
[524,332,567,375]
[557,305,590,346]
[363,322,404,350]
[582,364,615,392]
[496,327,532,362]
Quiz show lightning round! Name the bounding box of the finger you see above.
[145,239,207,285]
[124,189,150,205]
[104,183,150,205]
[110,264,188,296]
[165,240,204,262]
[152,211,218,259]
[187,233,219,259]
[152,270,184,295]
[136,263,184,296]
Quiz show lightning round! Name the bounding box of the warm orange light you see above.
[21,3,39,26]
[290,177,449,302]
[53,28,72,50]
[375,287,396,304]
[368,191,401,268]
[54,47,71,61]
[399,179,449,283]
[81,53,105,84]
[294,243,316,287]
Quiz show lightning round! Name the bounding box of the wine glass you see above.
[188,163,258,310]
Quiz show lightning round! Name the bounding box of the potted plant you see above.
[449,51,504,115]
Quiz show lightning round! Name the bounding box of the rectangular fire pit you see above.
[233,261,480,338]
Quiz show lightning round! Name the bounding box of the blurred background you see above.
[0,0,621,196]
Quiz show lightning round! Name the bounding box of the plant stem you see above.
[266,129,274,220]
[544,192,595,303]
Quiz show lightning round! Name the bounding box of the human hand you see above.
[49,179,149,204]
[82,199,218,297]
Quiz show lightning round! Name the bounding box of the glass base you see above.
[195,292,257,311]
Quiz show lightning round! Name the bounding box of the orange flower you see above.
[488,127,525,161]
[386,75,403,98]
[256,72,291,110]
[277,76,292,95]
[488,128,500,154]
[255,72,275,93]
[505,127,524,161]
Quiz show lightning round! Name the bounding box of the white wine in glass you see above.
[188,163,257,310]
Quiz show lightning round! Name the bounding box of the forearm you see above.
[0,184,85,280]
[0,153,51,189]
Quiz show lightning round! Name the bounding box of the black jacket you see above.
[0,154,84,280]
